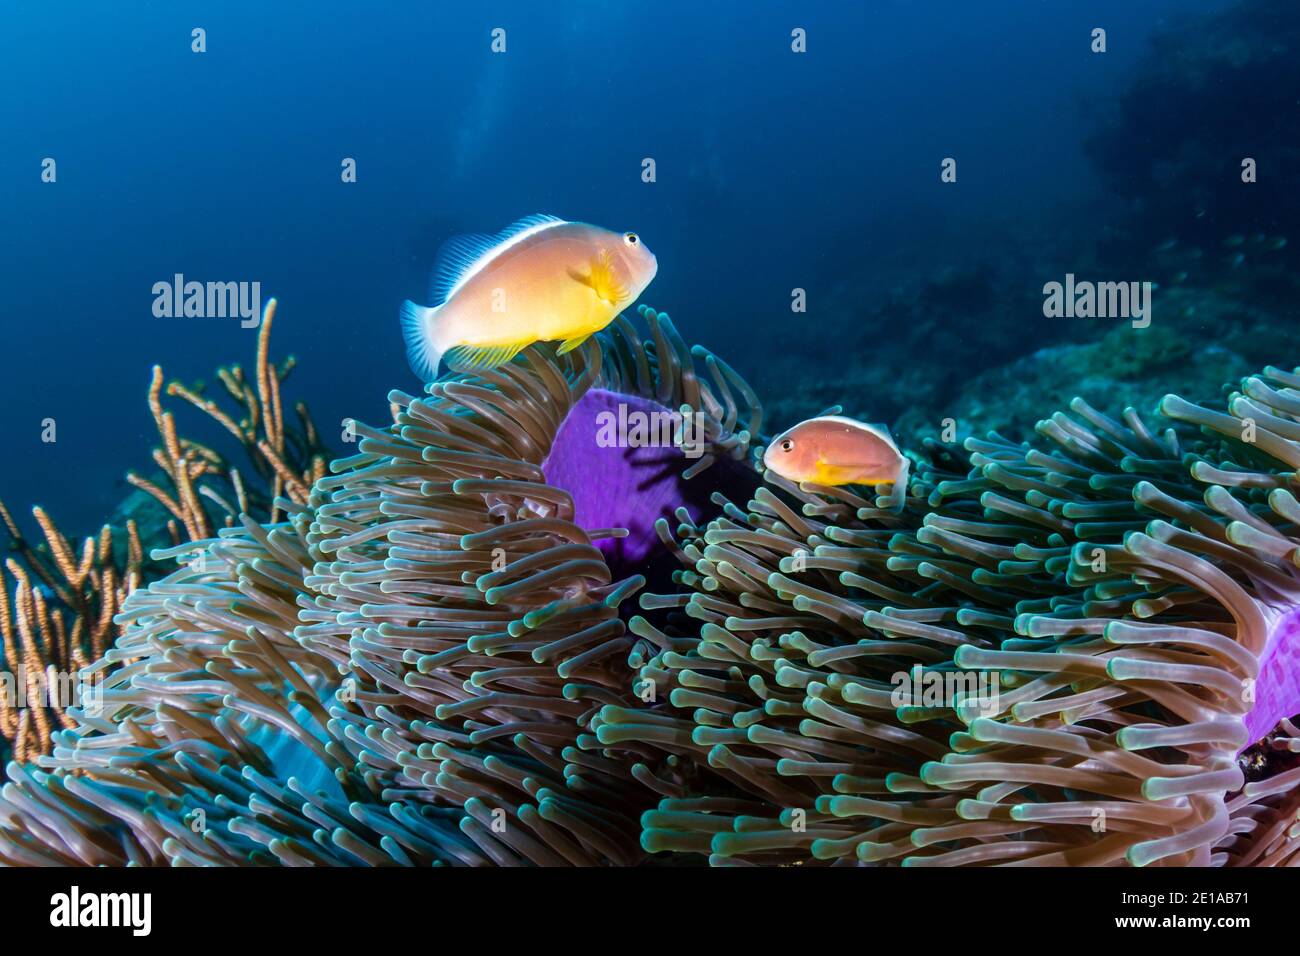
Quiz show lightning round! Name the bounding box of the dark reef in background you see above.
[766,0,1300,453]
[1086,0,1299,261]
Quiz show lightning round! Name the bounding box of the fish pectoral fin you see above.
[568,250,627,305]
[555,334,592,356]
[443,343,526,372]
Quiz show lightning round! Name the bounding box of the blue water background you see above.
[0,0,1235,533]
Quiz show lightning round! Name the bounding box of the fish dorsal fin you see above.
[817,415,900,453]
[429,214,566,304]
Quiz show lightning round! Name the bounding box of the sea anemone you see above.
[1,299,1298,868]
[620,371,1300,866]
[0,304,760,865]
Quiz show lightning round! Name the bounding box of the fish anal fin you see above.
[555,334,592,356]
[444,343,526,372]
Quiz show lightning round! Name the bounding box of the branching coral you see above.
[0,502,136,763]
[126,297,330,539]
[0,299,328,763]
[0,299,1297,867]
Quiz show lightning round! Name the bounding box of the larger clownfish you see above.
[763,415,911,511]
[400,214,658,379]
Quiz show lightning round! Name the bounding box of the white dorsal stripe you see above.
[433,214,568,304]
[804,415,900,453]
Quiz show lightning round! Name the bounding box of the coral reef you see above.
[0,300,1297,867]
[892,286,1286,451]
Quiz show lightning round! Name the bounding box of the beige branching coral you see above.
[127,297,329,538]
[0,503,144,763]
[0,299,327,762]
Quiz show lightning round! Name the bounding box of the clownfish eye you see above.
[780,439,794,452]
[624,232,639,246]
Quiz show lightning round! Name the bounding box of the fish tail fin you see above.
[887,455,911,514]
[401,300,444,381]
[889,457,909,515]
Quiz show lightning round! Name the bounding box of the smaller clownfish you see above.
[763,415,910,511]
